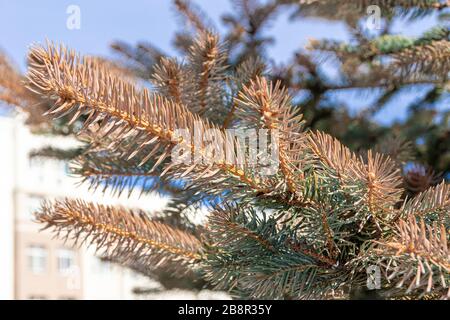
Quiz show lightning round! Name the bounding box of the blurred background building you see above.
[0,115,167,300]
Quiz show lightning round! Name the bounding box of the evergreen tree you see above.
[0,0,449,299]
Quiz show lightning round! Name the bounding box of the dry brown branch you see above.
[26,42,273,196]
[374,215,450,298]
[236,77,306,197]
[393,40,450,78]
[36,199,203,271]
[402,182,450,221]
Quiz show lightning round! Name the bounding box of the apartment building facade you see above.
[0,115,167,299]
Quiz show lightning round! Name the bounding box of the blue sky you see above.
[0,0,350,66]
[0,0,446,123]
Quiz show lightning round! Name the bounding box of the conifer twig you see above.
[36,199,203,271]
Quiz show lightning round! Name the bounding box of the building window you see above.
[57,248,76,274]
[26,245,47,274]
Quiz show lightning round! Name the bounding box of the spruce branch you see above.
[152,57,188,106]
[27,42,199,170]
[29,146,85,162]
[222,57,267,129]
[101,252,209,290]
[174,0,210,33]
[306,130,359,180]
[36,199,203,272]
[221,0,279,64]
[306,131,403,223]
[284,0,450,22]
[392,39,450,78]
[69,143,163,197]
[204,205,346,299]
[353,150,403,215]
[235,77,306,196]
[373,134,415,165]
[207,205,277,253]
[401,182,450,224]
[110,40,165,77]
[307,27,450,88]
[373,215,449,298]
[186,31,228,121]
[0,52,29,108]
[0,51,50,126]
[26,42,284,201]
